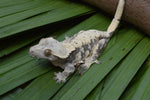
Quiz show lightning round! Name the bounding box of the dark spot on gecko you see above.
[94,41,106,58]
[117,18,121,21]
[75,42,78,44]
[95,48,102,58]
[94,39,98,43]
[90,39,98,49]
[99,37,104,40]
[83,44,89,52]
[81,51,85,59]
[66,48,80,63]
[97,41,104,52]
[82,44,92,58]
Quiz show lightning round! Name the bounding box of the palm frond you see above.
[0,0,150,100]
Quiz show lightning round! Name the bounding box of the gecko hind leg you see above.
[78,57,100,75]
[78,39,107,75]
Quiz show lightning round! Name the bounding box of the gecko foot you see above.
[94,60,101,64]
[78,59,100,75]
[54,72,67,83]
[78,64,89,75]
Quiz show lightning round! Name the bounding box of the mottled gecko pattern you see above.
[29,0,125,83]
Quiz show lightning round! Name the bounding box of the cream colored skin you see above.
[29,0,125,83]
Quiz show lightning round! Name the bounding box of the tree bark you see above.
[83,0,150,36]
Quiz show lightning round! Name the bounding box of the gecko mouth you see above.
[29,48,40,58]
[29,52,41,60]
[29,51,35,57]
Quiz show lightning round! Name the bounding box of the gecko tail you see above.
[107,0,125,36]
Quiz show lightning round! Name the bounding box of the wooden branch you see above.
[83,0,150,36]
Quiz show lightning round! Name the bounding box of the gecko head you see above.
[29,37,68,61]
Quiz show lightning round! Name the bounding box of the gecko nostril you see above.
[29,51,35,57]
[30,51,34,54]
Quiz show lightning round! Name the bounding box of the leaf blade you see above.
[0,1,93,39]
[100,37,150,100]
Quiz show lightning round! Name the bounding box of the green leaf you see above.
[100,37,150,100]
[0,0,51,17]
[0,0,93,39]
[14,69,65,100]
[129,58,150,100]
[0,0,31,7]
[0,58,52,95]
[120,57,150,100]
[0,88,22,100]
[0,0,67,28]
[0,48,32,75]
[85,81,104,100]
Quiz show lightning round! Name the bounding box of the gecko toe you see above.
[54,72,67,83]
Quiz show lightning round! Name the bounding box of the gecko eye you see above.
[44,49,52,57]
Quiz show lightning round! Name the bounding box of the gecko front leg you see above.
[54,63,75,83]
